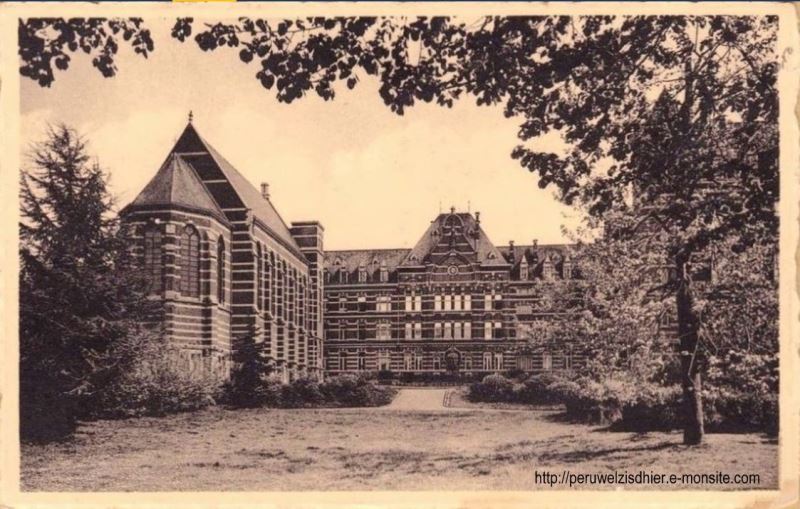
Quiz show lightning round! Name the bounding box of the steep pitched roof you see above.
[123,154,227,223]
[170,123,302,254]
[324,248,410,274]
[402,212,507,266]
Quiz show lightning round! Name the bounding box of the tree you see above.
[19,124,154,441]
[223,325,276,408]
[19,15,780,444]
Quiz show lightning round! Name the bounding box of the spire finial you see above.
[188,110,194,124]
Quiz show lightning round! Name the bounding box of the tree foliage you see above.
[19,125,156,441]
[19,17,154,87]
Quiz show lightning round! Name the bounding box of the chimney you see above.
[261,183,270,200]
[475,211,481,224]
[532,239,538,248]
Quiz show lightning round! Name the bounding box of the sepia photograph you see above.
[1,2,798,507]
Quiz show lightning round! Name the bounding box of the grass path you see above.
[21,402,777,491]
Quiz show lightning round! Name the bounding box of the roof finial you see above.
[450,205,456,214]
[188,110,194,124]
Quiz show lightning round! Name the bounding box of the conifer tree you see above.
[19,124,153,441]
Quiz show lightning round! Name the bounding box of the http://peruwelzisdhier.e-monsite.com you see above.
[534,470,761,488]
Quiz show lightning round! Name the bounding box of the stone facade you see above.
[322,208,588,376]
[121,122,324,381]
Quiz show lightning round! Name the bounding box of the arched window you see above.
[179,225,200,297]
[256,244,263,310]
[144,227,163,294]
[217,237,226,304]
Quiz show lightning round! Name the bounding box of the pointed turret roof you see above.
[123,153,227,223]
[169,123,302,254]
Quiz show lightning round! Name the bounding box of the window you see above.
[484,322,492,339]
[179,225,200,297]
[358,295,367,312]
[543,259,555,280]
[143,227,162,294]
[255,244,263,310]
[464,322,472,339]
[403,352,414,370]
[453,294,462,311]
[433,356,441,371]
[358,266,367,283]
[217,238,226,304]
[405,323,413,339]
[563,260,572,279]
[519,260,528,280]
[484,293,492,311]
[378,351,391,371]
[339,323,346,340]
[405,295,413,311]
[380,266,389,282]
[434,295,442,311]
[338,352,348,371]
[464,356,472,370]
[434,322,442,339]
[339,296,347,312]
[376,295,391,312]
[444,322,452,339]
[454,322,462,340]
[414,322,422,339]
[444,294,452,311]
[483,352,492,370]
[414,295,422,311]
[493,321,503,339]
[357,352,366,371]
[340,269,348,284]
[543,353,553,370]
[376,322,391,340]
[464,294,471,310]
[493,353,504,371]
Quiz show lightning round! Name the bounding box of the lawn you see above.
[21,398,777,491]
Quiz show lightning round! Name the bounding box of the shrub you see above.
[320,374,397,407]
[515,372,571,405]
[702,351,778,435]
[281,377,324,408]
[94,354,220,418]
[377,369,394,382]
[617,384,682,431]
[468,374,515,402]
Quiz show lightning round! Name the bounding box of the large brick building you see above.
[123,122,585,381]
[121,121,324,382]
[322,208,587,376]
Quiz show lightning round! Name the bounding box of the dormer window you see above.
[379,263,389,283]
[563,258,572,279]
[519,259,529,280]
[542,257,555,280]
[358,265,367,283]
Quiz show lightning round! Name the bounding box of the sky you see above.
[20,18,584,251]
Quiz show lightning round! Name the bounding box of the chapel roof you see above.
[123,153,227,223]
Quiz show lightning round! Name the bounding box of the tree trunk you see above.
[675,254,705,445]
